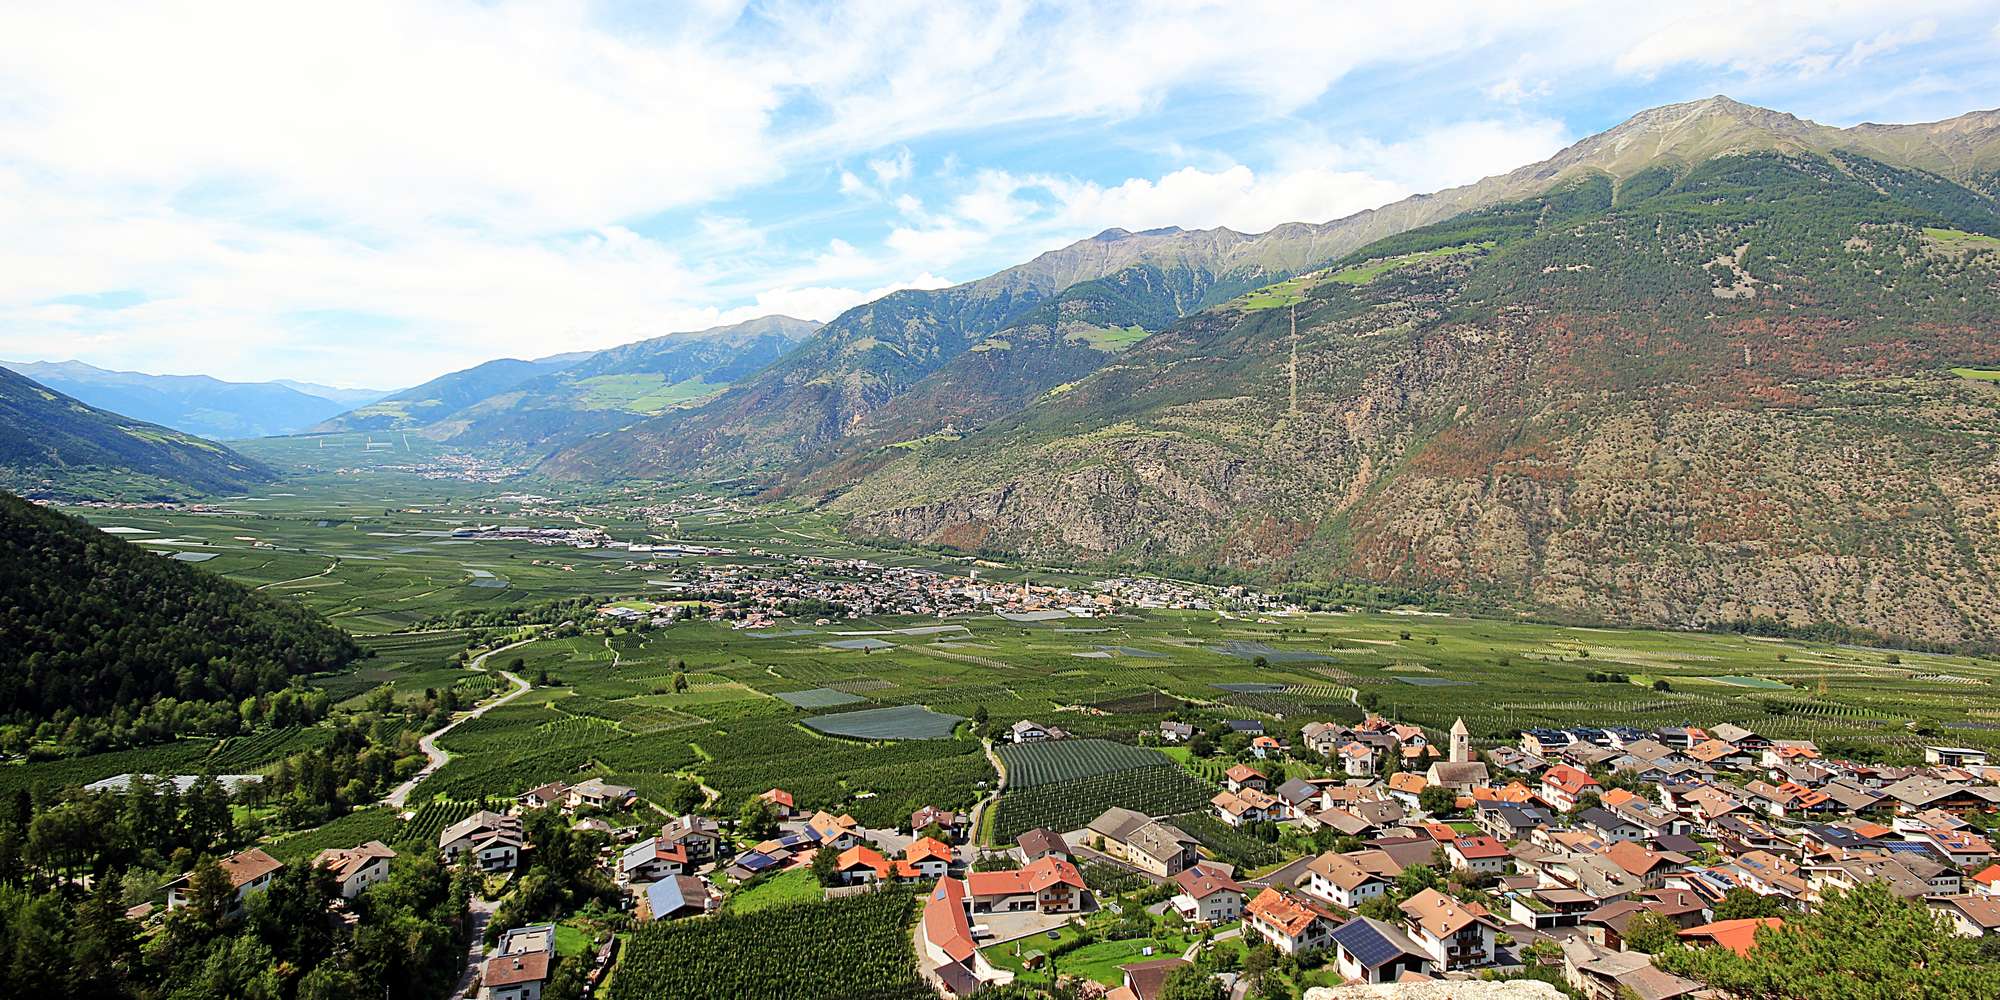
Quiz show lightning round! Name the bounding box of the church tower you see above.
[1450,717,1470,764]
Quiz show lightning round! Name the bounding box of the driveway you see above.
[451,893,500,998]
[974,906,1084,948]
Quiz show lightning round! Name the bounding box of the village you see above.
[170,707,2000,1000]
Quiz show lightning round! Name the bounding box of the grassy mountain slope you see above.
[0,492,356,722]
[312,354,587,433]
[831,143,2000,646]
[1,359,367,439]
[0,366,274,499]
[543,97,2000,485]
[430,315,820,454]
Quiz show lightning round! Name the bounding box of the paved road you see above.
[1248,854,1313,891]
[382,637,537,808]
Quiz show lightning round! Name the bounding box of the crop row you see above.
[988,765,1213,843]
[609,889,931,1000]
[996,738,1175,789]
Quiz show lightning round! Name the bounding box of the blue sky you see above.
[2,1,1997,387]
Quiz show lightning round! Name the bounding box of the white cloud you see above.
[0,0,1990,384]
[869,149,916,186]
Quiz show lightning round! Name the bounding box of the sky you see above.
[3,1,1998,388]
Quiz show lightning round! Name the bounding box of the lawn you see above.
[554,923,596,957]
[727,869,822,915]
[981,928,1198,987]
[1950,367,2000,381]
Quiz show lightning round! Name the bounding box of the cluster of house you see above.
[1187,718,2000,998]
[633,555,1114,627]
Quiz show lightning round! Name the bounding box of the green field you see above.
[1923,227,2000,251]
[1328,241,1492,284]
[1951,367,2000,381]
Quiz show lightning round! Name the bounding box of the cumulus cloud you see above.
[0,0,1990,384]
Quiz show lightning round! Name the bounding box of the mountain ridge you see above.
[0,366,275,499]
[542,95,2000,486]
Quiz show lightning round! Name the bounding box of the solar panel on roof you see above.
[1329,918,1402,969]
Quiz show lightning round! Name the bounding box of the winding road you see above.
[382,637,536,809]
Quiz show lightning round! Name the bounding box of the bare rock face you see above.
[1304,981,1566,1000]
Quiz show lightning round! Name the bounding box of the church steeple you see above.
[1450,717,1470,764]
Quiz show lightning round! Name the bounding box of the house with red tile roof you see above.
[482,950,550,1000]
[1539,765,1600,812]
[1245,888,1337,955]
[922,878,1006,997]
[166,848,284,914]
[1969,864,2000,897]
[1443,835,1512,875]
[904,836,956,879]
[966,856,1086,914]
[1224,763,1268,792]
[1679,917,1783,956]
[1171,865,1246,924]
[758,787,795,817]
[910,804,966,838]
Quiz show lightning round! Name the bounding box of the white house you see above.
[1400,889,1499,970]
[1303,852,1390,910]
[314,841,397,899]
[439,810,526,872]
[1171,866,1246,924]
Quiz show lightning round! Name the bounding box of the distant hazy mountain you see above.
[829,96,2000,646]
[1,359,384,439]
[311,316,820,454]
[0,366,274,499]
[271,379,392,408]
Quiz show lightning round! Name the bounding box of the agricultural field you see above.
[607,889,932,1000]
[997,738,1180,788]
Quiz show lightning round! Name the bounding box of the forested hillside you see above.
[0,493,358,740]
[833,146,2000,646]
[0,367,273,499]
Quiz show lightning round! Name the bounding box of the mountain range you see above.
[309,315,821,455]
[0,359,391,440]
[0,365,274,499]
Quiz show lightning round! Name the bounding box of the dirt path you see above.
[969,738,1007,848]
[256,558,339,591]
[382,638,537,808]
[913,643,1013,672]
